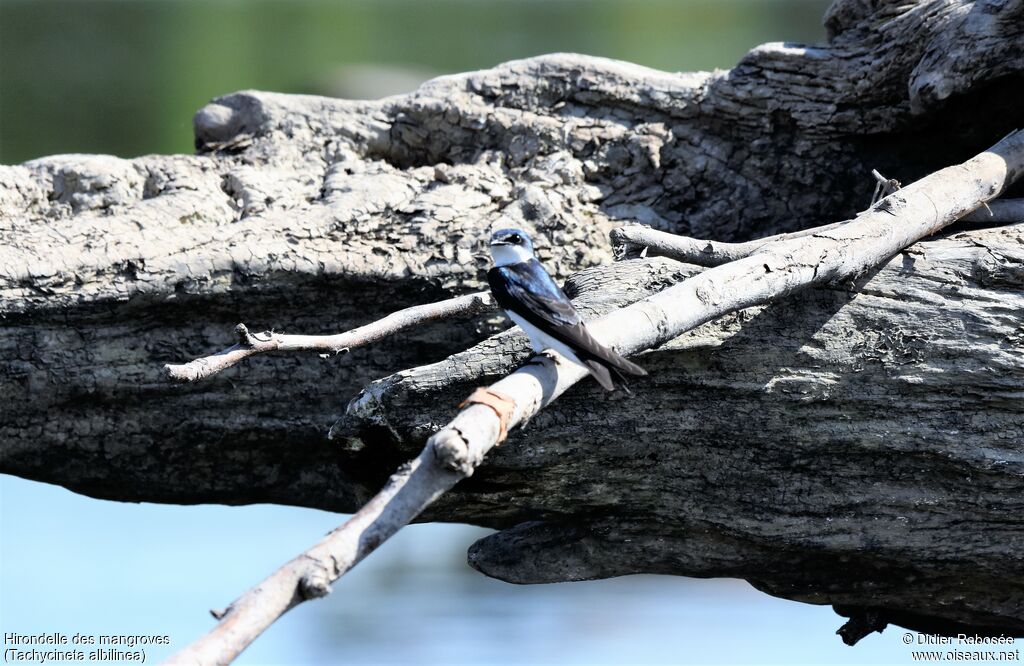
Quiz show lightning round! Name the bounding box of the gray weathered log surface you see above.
[341,225,1024,636]
[1,0,1023,639]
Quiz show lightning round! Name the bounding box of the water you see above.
[1,475,934,665]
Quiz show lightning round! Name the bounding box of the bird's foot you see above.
[539,350,562,365]
[522,350,560,368]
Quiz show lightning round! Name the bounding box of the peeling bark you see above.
[2,0,1024,642]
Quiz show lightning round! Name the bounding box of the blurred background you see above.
[0,0,831,163]
[1,1,932,664]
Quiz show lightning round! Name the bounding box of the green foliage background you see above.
[0,0,828,163]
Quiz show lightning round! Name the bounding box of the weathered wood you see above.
[344,221,1024,637]
[1,0,1023,642]
[176,126,1024,662]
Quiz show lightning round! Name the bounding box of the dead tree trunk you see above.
[1,0,1022,642]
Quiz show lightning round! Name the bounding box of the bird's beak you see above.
[489,240,511,246]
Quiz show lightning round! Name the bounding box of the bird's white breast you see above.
[506,311,587,370]
[489,244,534,266]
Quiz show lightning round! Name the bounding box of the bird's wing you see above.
[488,261,646,378]
[487,260,581,328]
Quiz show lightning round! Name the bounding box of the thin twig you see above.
[167,129,1024,666]
[164,291,495,382]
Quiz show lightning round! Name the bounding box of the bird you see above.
[486,227,647,391]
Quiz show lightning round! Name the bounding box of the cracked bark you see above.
[2,0,1023,645]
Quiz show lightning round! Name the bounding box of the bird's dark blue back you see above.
[487,259,580,327]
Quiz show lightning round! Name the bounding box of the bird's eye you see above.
[508,234,521,244]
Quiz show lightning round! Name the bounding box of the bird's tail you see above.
[606,353,647,377]
[584,355,646,393]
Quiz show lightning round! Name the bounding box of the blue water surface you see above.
[0,475,936,665]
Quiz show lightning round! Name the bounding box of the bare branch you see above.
[611,198,1024,266]
[164,291,495,382]
[164,448,463,665]
[169,130,1023,664]
[609,220,850,266]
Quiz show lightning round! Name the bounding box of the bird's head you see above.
[488,228,535,266]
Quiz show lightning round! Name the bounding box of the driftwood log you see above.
[2,0,1023,651]
[168,129,1024,663]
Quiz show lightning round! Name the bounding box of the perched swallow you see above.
[487,228,647,391]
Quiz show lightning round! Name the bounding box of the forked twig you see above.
[870,168,902,205]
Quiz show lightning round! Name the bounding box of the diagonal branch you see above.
[165,448,462,665]
[166,129,1023,665]
[611,197,1024,267]
[164,291,495,382]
